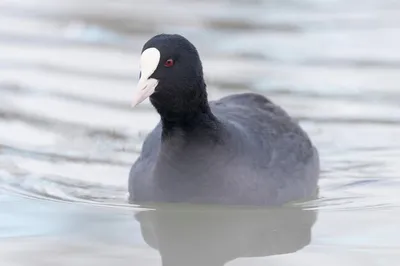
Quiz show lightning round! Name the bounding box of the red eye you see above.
[164,59,174,67]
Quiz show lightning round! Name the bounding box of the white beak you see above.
[131,78,159,107]
[132,47,161,107]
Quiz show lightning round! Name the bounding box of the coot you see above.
[129,34,319,206]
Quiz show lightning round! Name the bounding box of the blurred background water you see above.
[0,0,400,265]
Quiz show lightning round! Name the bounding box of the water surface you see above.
[1,0,400,265]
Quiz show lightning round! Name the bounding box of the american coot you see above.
[129,34,319,206]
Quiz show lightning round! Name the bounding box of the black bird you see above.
[129,34,319,206]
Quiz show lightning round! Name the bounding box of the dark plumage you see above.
[129,34,319,206]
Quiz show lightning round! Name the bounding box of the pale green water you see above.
[1,0,400,265]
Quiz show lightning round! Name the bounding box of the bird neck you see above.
[159,102,220,140]
[150,80,221,140]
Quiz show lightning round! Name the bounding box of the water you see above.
[1,0,400,265]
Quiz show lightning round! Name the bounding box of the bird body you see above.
[128,34,319,206]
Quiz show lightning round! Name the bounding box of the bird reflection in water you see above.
[134,203,317,266]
